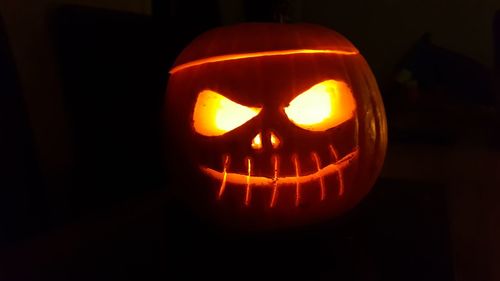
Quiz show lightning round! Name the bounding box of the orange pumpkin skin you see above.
[166,23,387,229]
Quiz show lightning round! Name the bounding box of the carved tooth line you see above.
[244,158,252,206]
[328,144,345,196]
[270,155,279,208]
[218,155,230,199]
[311,152,326,201]
[293,155,301,207]
[202,149,358,187]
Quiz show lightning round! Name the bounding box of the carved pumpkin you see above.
[166,23,387,229]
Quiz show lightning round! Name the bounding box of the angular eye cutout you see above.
[193,90,262,136]
[284,80,356,131]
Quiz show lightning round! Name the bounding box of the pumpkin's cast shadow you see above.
[162,196,377,281]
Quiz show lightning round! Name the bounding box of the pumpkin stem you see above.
[272,0,291,23]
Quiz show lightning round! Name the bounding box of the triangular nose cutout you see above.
[270,131,280,149]
[251,133,262,150]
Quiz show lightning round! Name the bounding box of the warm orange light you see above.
[251,133,262,150]
[217,155,230,199]
[270,155,279,207]
[245,158,252,206]
[284,80,356,131]
[292,155,301,206]
[311,152,326,201]
[170,49,358,74]
[193,90,261,136]
[200,148,358,187]
[328,144,345,196]
[270,131,280,148]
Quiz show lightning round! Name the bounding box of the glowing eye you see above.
[284,80,356,131]
[193,90,261,136]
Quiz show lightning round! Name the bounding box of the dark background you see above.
[0,0,499,280]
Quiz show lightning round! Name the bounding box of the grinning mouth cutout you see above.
[200,145,359,207]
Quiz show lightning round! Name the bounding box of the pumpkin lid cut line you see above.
[170,49,359,74]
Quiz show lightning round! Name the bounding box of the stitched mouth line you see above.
[200,149,358,187]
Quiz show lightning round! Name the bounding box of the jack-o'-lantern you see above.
[166,23,387,229]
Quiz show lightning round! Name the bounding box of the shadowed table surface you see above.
[1,178,453,281]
